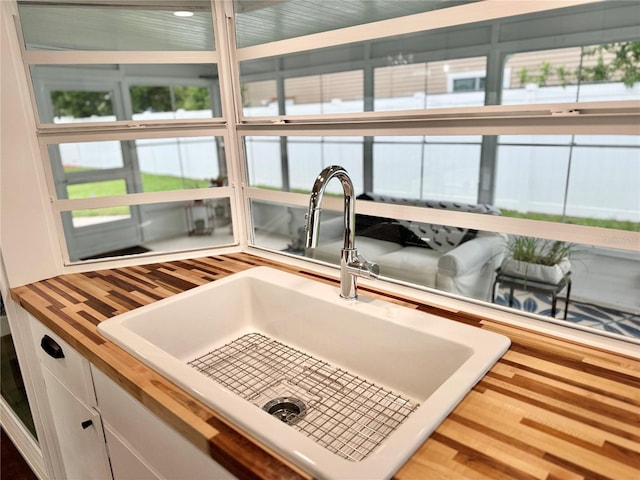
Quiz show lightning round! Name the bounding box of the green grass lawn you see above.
[500,209,639,232]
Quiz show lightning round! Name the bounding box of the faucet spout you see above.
[305,165,379,300]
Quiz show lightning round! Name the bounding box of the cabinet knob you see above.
[41,335,65,359]
[81,420,93,429]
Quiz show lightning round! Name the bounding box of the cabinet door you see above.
[104,425,160,480]
[92,366,236,480]
[42,366,112,480]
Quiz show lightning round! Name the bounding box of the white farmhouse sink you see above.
[98,266,510,480]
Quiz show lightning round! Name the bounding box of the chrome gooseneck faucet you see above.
[305,165,379,299]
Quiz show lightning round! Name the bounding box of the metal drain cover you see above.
[263,397,307,425]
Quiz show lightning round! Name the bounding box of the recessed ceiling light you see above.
[173,11,194,17]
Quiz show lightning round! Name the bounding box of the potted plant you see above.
[501,236,574,284]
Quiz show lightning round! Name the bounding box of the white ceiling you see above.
[17,0,477,51]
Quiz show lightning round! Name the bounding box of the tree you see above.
[129,86,172,113]
[51,90,114,118]
[518,41,640,88]
[592,42,640,87]
[173,86,210,110]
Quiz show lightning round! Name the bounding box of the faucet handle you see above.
[346,253,379,280]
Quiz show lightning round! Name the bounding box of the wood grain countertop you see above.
[11,253,640,479]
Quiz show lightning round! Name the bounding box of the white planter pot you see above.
[501,257,571,284]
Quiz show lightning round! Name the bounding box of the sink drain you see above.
[262,397,307,425]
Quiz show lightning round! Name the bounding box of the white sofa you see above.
[306,193,506,301]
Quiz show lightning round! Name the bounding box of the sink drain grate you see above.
[188,332,419,462]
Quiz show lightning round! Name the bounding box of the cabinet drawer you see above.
[29,314,96,407]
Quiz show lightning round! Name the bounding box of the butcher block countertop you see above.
[11,253,640,480]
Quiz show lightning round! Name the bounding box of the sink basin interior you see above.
[188,331,420,462]
[98,266,510,479]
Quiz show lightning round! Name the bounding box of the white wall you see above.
[1,3,61,286]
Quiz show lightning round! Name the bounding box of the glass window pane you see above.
[502,43,640,106]
[241,49,488,117]
[244,136,283,189]
[245,136,364,194]
[31,65,220,124]
[249,196,639,341]
[51,90,115,123]
[284,71,364,115]
[136,137,225,192]
[495,136,639,231]
[374,57,487,111]
[53,142,124,172]
[566,147,639,229]
[250,197,503,303]
[288,137,363,194]
[64,199,234,262]
[373,136,481,202]
[130,86,172,114]
[242,80,278,117]
[494,238,639,340]
[233,0,478,48]
[250,199,311,253]
[18,2,215,51]
[495,145,570,217]
[1,293,37,439]
[130,84,214,120]
[50,136,225,199]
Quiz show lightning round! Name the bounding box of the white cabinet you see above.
[91,366,236,480]
[40,367,112,479]
[28,313,236,480]
[29,315,112,480]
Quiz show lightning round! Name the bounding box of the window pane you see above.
[136,137,225,192]
[245,135,483,201]
[249,197,639,341]
[241,47,489,116]
[495,145,570,217]
[249,200,312,253]
[495,238,638,340]
[245,136,282,190]
[53,142,124,173]
[130,84,214,121]
[502,43,640,105]
[284,71,364,115]
[18,2,215,51]
[374,57,487,111]
[51,90,115,123]
[64,199,234,262]
[31,65,220,124]
[245,136,364,194]
[566,147,639,228]
[242,80,278,117]
[1,292,38,439]
[495,136,639,231]
[373,136,481,202]
[234,0,478,48]
[288,137,363,194]
[50,136,225,199]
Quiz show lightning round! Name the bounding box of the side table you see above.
[491,268,572,319]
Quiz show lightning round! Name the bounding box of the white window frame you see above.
[14,0,639,265]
